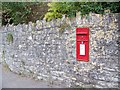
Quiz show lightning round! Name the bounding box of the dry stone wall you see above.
[0,13,119,88]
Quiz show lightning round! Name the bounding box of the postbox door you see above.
[76,28,89,62]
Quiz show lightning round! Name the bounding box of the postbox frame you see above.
[76,28,89,62]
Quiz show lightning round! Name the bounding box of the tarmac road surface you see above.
[1,64,62,88]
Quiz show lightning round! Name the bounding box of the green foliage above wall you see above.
[2,2,120,24]
[44,2,120,21]
[2,2,48,25]
[2,2,33,25]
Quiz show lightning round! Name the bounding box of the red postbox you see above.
[76,28,89,62]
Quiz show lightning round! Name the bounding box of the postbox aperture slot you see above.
[76,32,88,35]
[77,40,88,42]
[77,34,87,35]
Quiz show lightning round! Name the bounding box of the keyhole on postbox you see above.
[80,41,85,55]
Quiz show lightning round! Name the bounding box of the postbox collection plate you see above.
[80,44,85,55]
[76,28,89,62]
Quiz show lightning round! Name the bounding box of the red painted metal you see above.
[76,28,89,62]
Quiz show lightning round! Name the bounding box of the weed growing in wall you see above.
[6,33,13,44]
